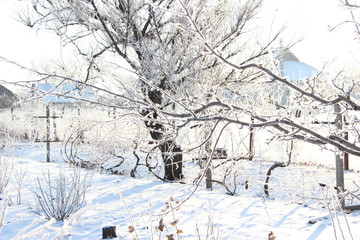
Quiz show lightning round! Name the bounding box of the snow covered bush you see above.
[0,105,43,142]
[33,168,92,221]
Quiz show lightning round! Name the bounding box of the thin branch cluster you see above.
[33,168,92,221]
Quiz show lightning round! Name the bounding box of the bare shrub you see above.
[0,157,13,193]
[196,210,220,240]
[0,193,9,230]
[33,168,92,221]
[12,166,27,204]
[323,187,354,240]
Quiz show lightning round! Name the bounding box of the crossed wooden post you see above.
[33,105,62,162]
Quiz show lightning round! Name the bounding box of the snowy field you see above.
[0,141,359,240]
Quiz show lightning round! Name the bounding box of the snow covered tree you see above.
[13,0,360,187]
[16,0,277,180]
[147,0,360,160]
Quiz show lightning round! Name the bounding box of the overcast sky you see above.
[0,0,358,91]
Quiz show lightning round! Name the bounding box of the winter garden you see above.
[1,0,360,239]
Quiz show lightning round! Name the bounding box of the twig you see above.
[119,192,140,240]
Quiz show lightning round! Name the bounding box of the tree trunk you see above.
[160,141,184,181]
[144,90,183,181]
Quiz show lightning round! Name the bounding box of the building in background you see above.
[30,82,97,108]
[272,47,318,105]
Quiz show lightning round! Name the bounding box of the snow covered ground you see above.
[0,142,360,240]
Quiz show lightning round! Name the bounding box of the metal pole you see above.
[334,104,345,209]
[46,105,51,163]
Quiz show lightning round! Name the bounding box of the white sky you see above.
[0,0,359,92]
[266,0,360,69]
[0,0,63,89]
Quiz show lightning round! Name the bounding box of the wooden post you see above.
[52,106,59,141]
[77,107,84,142]
[344,131,349,170]
[204,119,212,189]
[334,104,345,209]
[46,105,51,163]
[11,106,14,121]
[249,116,255,160]
[206,167,212,190]
[33,105,62,163]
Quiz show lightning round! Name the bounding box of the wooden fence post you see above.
[46,105,51,163]
[344,131,349,170]
[33,105,62,163]
[206,166,212,190]
[334,103,345,209]
[249,116,255,160]
[52,106,59,141]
